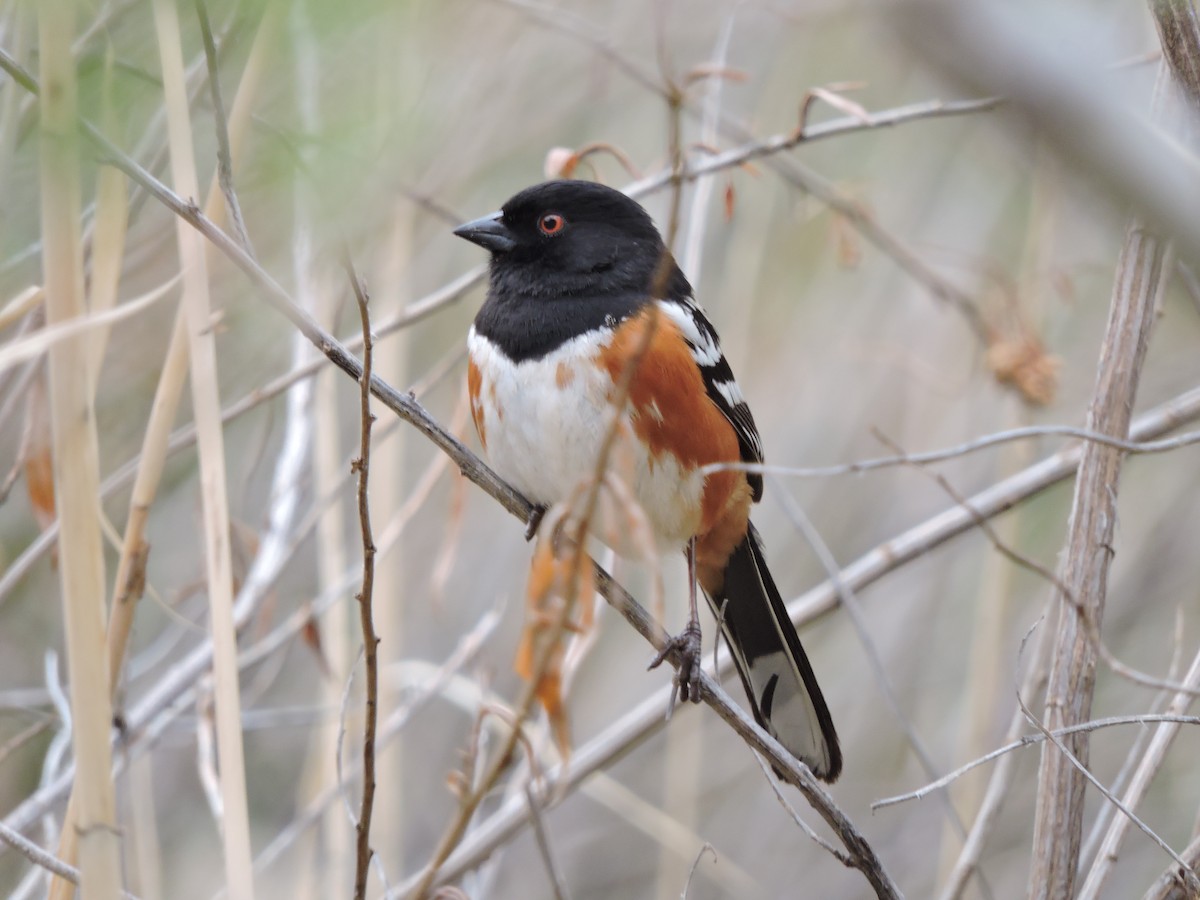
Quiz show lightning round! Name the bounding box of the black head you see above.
[455,180,688,300]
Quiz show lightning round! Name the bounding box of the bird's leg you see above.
[648,536,704,706]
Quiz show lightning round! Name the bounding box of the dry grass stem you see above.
[37,2,122,897]
[151,0,254,895]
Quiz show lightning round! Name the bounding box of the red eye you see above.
[538,213,566,236]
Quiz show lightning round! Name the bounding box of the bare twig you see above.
[0,821,140,900]
[343,257,380,900]
[246,608,500,884]
[1078,613,1189,878]
[751,753,849,864]
[875,713,1200,811]
[1018,681,1200,895]
[524,785,569,900]
[193,0,253,255]
[935,616,1051,900]
[769,479,971,845]
[703,421,1200,482]
[1078,643,1200,898]
[1144,831,1200,900]
[872,429,1071,602]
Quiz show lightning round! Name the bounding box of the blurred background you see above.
[2,0,1199,897]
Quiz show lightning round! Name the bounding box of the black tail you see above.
[706,524,841,781]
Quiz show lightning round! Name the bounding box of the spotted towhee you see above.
[455,180,841,781]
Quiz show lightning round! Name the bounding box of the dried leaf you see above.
[517,514,606,762]
[544,146,579,180]
[22,371,55,533]
[526,537,558,609]
[301,613,331,679]
[575,559,596,634]
[684,64,749,86]
[445,769,467,799]
[538,665,571,761]
[724,182,736,222]
[986,333,1061,406]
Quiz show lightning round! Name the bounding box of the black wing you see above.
[657,296,764,502]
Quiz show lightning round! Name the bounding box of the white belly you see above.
[468,326,704,548]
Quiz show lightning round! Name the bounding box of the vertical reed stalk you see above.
[151,0,255,896]
[37,2,121,898]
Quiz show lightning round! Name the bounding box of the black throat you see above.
[473,288,649,362]
[474,255,692,362]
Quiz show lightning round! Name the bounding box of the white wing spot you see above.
[714,379,745,408]
[656,299,721,366]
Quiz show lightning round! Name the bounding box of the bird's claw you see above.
[648,619,704,707]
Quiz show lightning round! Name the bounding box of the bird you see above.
[454,179,841,781]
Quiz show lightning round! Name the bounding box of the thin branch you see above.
[193,0,253,255]
[935,615,1051,900]
[246,608,500,884]
[874,713,1200,811]
[701,421,1200,482]
[1078,612,1189,878]
[751,753,849,864]
[871,429,1070,602]
[1078,641,1200,898]
[681,844,717,900]
[524,785,569,900]
[0,821,140,900]
[344,256,380,900]
[1017,682,1200,895]
[768,479,972,846]
[1144,831,1200,900]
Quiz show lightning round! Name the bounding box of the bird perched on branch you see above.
[455,180,841,781]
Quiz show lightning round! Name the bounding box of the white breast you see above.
[468,326,704,549]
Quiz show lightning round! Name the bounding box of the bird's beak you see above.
[453,211,516,253]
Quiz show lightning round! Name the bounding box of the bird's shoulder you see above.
[652,296,764,498]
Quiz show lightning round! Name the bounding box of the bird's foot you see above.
[648,619,704,710]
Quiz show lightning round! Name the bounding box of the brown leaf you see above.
[724,182,736,223]
[301,613,331,679]
[22,371,55,533]
[537,665,571,762]
[986,333,1061,406]
[683,64,750,87]
[517,522,606,762]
